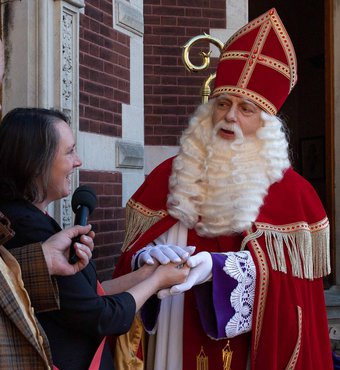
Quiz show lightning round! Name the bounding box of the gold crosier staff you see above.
[182,33,224,103]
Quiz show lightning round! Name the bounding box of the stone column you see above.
[52,0,84,227]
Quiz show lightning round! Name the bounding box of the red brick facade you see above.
[79,0,129,280]
[144,0,226,145]
[79,170,125,281]
[79,0,130,137]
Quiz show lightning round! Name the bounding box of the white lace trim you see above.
[223,251,256,338]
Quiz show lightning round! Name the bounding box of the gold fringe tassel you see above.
[244,220,330,280]
[122,199,167,252]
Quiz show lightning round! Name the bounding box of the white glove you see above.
[137,244,196,266]
[157,251,212,299]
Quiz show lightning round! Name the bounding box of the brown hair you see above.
[0,107,69,202]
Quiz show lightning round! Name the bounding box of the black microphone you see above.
[69,185,97,264]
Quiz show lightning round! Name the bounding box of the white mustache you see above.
[213,120,244,140]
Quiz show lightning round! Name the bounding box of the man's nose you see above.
[225,105,237,122]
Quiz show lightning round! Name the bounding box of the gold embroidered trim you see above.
[114,315,145,370]
[222,9,297,91]
[222,341,233,370]
[121,198,168,252]
[254,217,329,233]
[196,346,208,370]
[211,86,277,115]
[237,15,272,90]
[220,52,291,81]
[285,306,302,370]
[248,236,269,364]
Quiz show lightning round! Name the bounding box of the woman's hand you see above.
[42,224,94,275]
[153,260,190,290]
[157,252,212,299]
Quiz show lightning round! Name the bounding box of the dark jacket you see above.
[0,200,136,370]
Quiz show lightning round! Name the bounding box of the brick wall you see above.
[79,0,130,137]
[144,0,226,145]
[79,170,125,281]
[79,0,129,280]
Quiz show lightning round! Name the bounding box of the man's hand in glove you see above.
[157,251,212,299]
[137,245,196,266]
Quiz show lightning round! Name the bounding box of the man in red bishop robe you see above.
[113,8,333,370]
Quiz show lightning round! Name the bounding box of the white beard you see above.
[167,100,291,237]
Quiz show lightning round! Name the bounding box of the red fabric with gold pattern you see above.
[182,231,250,370]
[250,241,332,369]
[212,8,297,114]
[114,157,332,369]
[244,169,332,369]
[113,157,177,278]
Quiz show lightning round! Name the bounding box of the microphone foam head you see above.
[71,185,97,214]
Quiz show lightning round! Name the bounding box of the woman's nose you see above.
[74,153,82,167]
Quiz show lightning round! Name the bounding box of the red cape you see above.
[114,156,332,370]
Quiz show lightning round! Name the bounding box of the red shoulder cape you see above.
[114,156,328,276]
[114,157,332,370]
